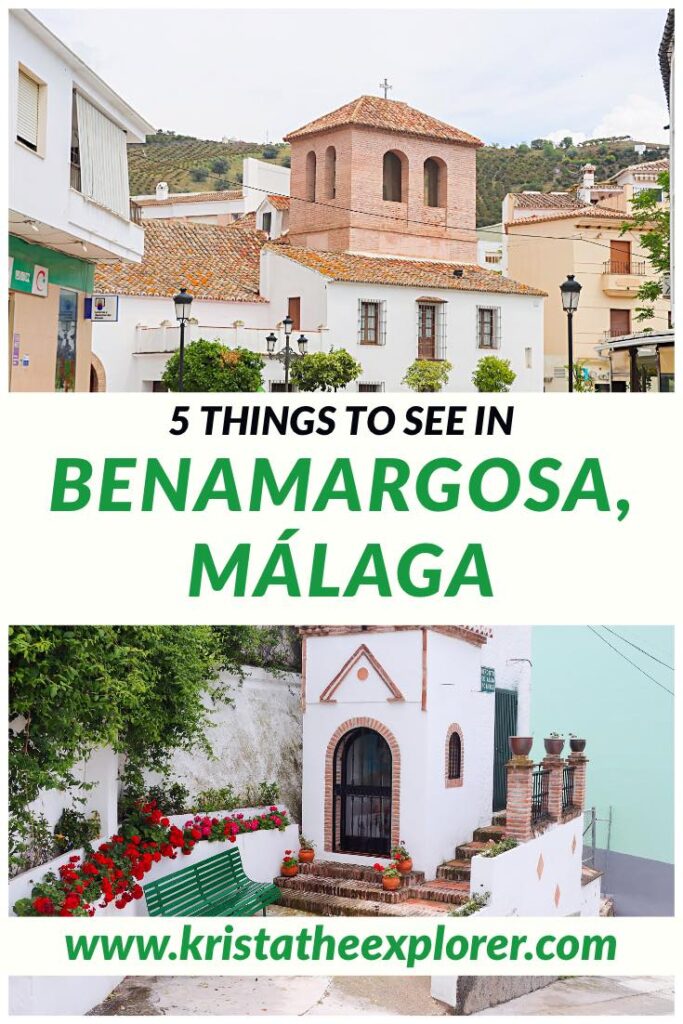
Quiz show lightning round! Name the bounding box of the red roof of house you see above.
[95,219,266,302]
[284,95,482,147]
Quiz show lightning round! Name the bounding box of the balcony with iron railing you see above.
[603,259,647,276]
[601,258,648,298]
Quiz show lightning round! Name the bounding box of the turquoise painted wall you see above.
[531,626,674,864]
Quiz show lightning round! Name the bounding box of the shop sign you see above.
[9,256,49,296]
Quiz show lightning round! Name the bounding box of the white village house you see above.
[10,625,603,1015]
[92,95,545,392]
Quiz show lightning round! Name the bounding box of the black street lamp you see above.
[560,274,582,393]
[282,314,294,392]
[173,287,193,391]
[266,332,278,355]
[297,334,308,355]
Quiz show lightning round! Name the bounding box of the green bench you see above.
[143,847,281,917]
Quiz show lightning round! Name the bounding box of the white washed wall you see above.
[470,816,586,916]
[325,280,544,393]
[9,12,147,262]
[144,667,303,819]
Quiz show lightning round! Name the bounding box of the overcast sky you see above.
[35,7,670,146]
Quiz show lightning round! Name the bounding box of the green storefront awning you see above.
[9,234,95,293]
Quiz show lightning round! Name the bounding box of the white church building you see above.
[92,95,545,393]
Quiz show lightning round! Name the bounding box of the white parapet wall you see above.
[470,816,587,917]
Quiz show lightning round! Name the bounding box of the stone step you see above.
[298,859,425,886]
[581,866,604,887]
[274,873,406,904]
[276,887,452,917]
[403,881,470,906]
[491,811,507,826]
[473,825,506,843]
[455,841,489,860]
[436,859,472,882]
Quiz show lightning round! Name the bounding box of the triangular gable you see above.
[319,644,404,703]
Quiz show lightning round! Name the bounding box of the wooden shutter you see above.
[288,297,301,331]
[17,70,39,149]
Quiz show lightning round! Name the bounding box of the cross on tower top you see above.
[379,77,392,100]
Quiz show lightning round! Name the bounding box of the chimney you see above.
[577,164,596,204]
[155,181,170,201]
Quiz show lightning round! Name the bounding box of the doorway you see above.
[493,688,518,812]
[333,727,392,854]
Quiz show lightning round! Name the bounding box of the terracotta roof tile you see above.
[134,189,243,207]
[266,242,545,296]
[510,192,585,210]
[505,204,627,228]
[284,95,482,147]
[95,219,266,302]
[606,157,669,181]
[266,194,290,210]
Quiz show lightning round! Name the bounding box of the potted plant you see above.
[569,734,586,753]
[280,850,298,877]
[544,732,565,756]
[391,841,412,874]
[373,862,402,891]
[298,836,316,863]
[509,736,533,757]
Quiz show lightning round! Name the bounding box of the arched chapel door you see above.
[333,726,392,855]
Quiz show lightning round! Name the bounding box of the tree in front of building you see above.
[289,349,362,392]
[566,360,595,392]
[621,170,670,323]
[471,355,516,392]
[162,339,264,392]
[402,359,453,392]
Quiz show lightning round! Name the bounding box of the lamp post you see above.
[282,314,294,392]
[173,287,193,391]
[560,274,582,393]
[266,319,308,390]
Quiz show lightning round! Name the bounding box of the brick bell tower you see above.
[283,95,482,262]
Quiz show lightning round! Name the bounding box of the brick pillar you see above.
[504,756,534,842]
[569,753,588,810]
[543,756,564,821]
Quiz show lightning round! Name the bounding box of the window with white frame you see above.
[485,251,502,265]
[477,306,501,349]
[17,68,43,152]
[358,299,386,345]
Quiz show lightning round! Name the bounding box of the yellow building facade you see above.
[505,207,670,391]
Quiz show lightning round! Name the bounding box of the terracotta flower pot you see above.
[570,738,586,753]
[396,858,413,874]
[509,736,533,757]
[299,849,315,863]
[382,875,401,891]
[544,737,565,756]
[280,865,298,877]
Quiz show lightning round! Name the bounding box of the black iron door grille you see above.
[334,727,392,855]
[493,688,518,811]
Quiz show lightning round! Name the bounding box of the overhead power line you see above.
[195,171,654,258]
[586,626,674,696]
[600,625,674,670]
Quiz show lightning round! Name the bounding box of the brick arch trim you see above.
[90,353,107,393]
[324,717,401,854]
[445,723,464,788]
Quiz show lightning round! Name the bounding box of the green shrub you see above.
[289,349,362,392]
[10,814,57,878]
[193,785,241,812]
[450,890,490,916]
[53,808,101,854]
[211,158,228,174]
[190,167,209,182]
[472,355,516,392]
[480,838,518,858]
[162,339,264,392]
[402,359,452,392]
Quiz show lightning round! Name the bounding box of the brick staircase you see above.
[274,822,506,917]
